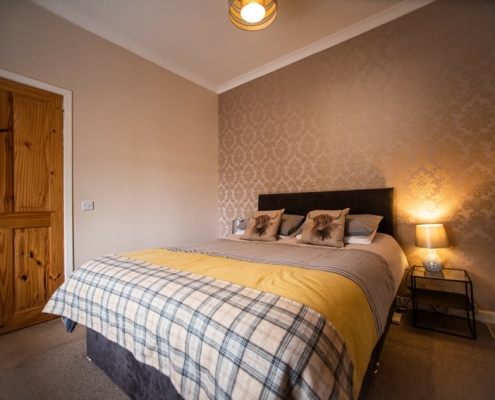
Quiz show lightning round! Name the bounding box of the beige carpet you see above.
[0,319,127,400]
[368,312,495,400]
[0,312,494,400]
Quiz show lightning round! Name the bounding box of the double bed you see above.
[44,188,408,399]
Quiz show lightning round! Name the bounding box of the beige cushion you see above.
[298,208,350,248]
[241,209,285,242]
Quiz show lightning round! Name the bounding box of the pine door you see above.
[0,78,64,335]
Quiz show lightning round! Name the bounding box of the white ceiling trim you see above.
[31,0,435,95]
[218,0,436,93]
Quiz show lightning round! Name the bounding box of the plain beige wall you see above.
[0,0,219,268]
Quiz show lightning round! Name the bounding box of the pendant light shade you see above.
[229,0,278,31]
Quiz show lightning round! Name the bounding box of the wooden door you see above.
[0,78,64,335]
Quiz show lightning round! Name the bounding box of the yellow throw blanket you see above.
[124,248,377,398]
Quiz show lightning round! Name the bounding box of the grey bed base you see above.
[87,301,395,400]
[87,328,183,399]
[86,188,396,399]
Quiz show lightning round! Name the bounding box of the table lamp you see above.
[415,224,450,272]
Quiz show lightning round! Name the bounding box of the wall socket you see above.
[82,200,94,211]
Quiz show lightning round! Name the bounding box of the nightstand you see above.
[411,266,476,339]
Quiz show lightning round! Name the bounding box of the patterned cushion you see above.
[241,209,285,242]
[298,208,350,248]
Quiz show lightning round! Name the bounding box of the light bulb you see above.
[241,2,266,23]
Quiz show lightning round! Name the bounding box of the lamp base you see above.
[423,249,443,272]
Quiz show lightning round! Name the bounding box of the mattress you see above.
[43,233,407,399]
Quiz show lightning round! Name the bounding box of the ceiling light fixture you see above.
[229,0,278,31]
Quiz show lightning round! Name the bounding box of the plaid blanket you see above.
[44,254,354,400]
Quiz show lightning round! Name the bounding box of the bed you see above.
[43,188,408,400]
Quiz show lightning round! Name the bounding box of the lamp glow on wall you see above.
[229,0,278,31]
[415,224,450,272]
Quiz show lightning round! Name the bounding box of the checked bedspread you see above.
[44,254,354,400]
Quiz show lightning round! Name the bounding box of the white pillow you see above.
[343,228,378,245]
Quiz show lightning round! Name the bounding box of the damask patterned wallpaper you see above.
[218,0,495,311]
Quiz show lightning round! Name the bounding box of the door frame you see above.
[0,68,74,277]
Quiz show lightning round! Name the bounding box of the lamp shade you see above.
[415,224,449,249]
[229,0,278,31]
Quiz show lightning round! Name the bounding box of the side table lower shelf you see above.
[411,267,476,339]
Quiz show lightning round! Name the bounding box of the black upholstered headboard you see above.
[258,188,395,238]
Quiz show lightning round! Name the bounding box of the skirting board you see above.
[477,310,495,325]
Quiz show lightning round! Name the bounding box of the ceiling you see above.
[30,0,434,94]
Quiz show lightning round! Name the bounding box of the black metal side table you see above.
[411,266,476,339]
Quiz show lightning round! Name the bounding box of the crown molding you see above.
[31,0,435,95]
[218,0,436,93]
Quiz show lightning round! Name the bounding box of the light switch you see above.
[82,200,94,211]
